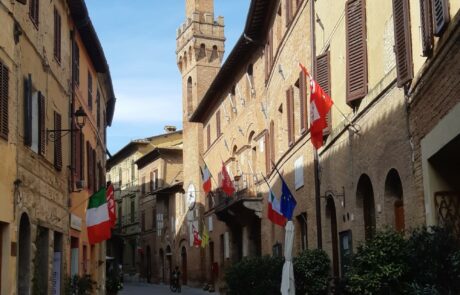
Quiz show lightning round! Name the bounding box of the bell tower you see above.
[176,0,225,285]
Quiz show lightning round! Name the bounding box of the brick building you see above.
[106,128,182,281]
[0,0,115,294]
[177,0,459,291]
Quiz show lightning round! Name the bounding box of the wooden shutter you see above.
[73,43,79,86]
[38,93,46,156]
[285,0,292,27]
[345,0,368,105]
[420,0,434,56]
[0,63,8,140]
[54,112,62,171]
[264,132,270,175]
[53,8,61,62]
[24,75,32,146]
[207,124,211,150]
[75,130,81,179]
[29,0,39,26]
[286,87,294,146]
[87,72,92,110]
[393,0,414,87]
[299,70,307,133]
[216,110,221,137]
[87,141,93,192]
[316,52,332,136]
[432,0,449,36]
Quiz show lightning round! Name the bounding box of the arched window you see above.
[198,43,206,60]
[384,169,404,232]
[210,45,218,62]
[187,77,193,115]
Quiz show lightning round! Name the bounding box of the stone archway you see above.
[18,213,31,295]
[384,169,404,232]
[356,174,376,240]
[326,197,339,278]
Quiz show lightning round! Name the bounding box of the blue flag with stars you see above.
[280,178,297,220]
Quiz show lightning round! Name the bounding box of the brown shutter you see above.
[54,111,62,171]
[316,51,332,136]
[24,75,32,146]
[286,87,294,146]
[285,0,292,27]
[420,0,434,56]
[207,124,211,150]
[345,0,368,105]
[299,70,307,133]
[393,0,414,87]
[264,132,270,175]
[38,93,46,156]
[0,63,8,140]
[92,148,97,190]
[432,0,449,36]
[87,72,92,110]
[87,141,92,192]
[75,130,81,179]
[216,110,221,137]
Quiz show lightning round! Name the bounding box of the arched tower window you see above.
[210,45,218,62]
[187,77,193,115]
[198,44,206,60]
[183,52,188,69]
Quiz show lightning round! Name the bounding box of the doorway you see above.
[326,197,339,277]
[356,174,376,240]
[146,246,152,283]
[181,246,187,285]
[18,213,31,295]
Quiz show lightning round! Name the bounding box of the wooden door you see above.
[394,200,405,232]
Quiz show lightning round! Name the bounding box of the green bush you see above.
[294,249,330,295]
[345,229,408,295]
[63,275,95,295]
[404,227,460,294]
[225,255,284,295]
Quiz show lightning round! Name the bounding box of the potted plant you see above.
[106,267,123,295]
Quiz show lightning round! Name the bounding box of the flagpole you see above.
[310,0,323,250]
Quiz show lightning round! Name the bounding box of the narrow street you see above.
[120,283,217,295]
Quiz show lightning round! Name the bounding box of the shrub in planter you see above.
[404,227,460,294]
[345,229,408,295]
[293,249,330,295]
[63,275,95,295]
[225,255,284,295]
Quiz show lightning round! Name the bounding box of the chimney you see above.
[164,126,177,133]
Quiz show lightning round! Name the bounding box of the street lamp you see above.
[47,106,87,142]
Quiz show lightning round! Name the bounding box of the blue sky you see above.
[85,1,250,153]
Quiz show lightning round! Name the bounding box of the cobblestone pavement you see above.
[119,282,218,295]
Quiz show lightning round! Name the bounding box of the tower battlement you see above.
[176,12,224,52]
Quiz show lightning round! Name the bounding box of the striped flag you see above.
[86,188,112,245]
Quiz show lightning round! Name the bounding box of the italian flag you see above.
[86,188,112,245]
[201,164,212,194]
[268,190,287,227]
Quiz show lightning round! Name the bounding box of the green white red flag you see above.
[86,188,112,245]
[201,164,212,194]
[268,190,287,227]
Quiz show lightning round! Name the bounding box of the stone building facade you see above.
[106,129,182,280]
[136,146,185,284]
[178,0,459,291]
[0,0,115,294]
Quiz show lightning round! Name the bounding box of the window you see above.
[96,90,100,129]
[86,142,93,193]
[53,8,61,62]
[130,199,135,223]
[0,62,9,140]
[153,169,158,190]
[29,0,39,27]
[87,72,93,110]
[432,0,450,36]
[207,124,211,150]
[210,45,218,62]
[187,77,193,116]
[54,112,62,171]
[297,213,308,250]
[73,43,80,86]
[315,52,332,136]
[24,79,46,156]
[392,0,413,87]
[420,0,434,56]
[286,86,294,146]
[216,110,221,137]
[141,176,146,194]
[345,0,367,105]
[198,44,206,60]
[299,70,307,133]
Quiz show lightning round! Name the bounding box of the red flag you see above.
[221,163,235,197]
[192,224,202,247]
[106,183,116,228]
[300,63,333,149]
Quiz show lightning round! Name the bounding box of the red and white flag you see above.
[201,164,212,194]
[221,163,235,197]
[106,182,116,228]
[192,224,202,247]
[300,63,333,149]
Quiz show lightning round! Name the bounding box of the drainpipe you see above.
[310,0,323,249]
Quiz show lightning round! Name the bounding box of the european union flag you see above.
[280,179,297,220]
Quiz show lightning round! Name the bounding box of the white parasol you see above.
[281,220,295,295]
